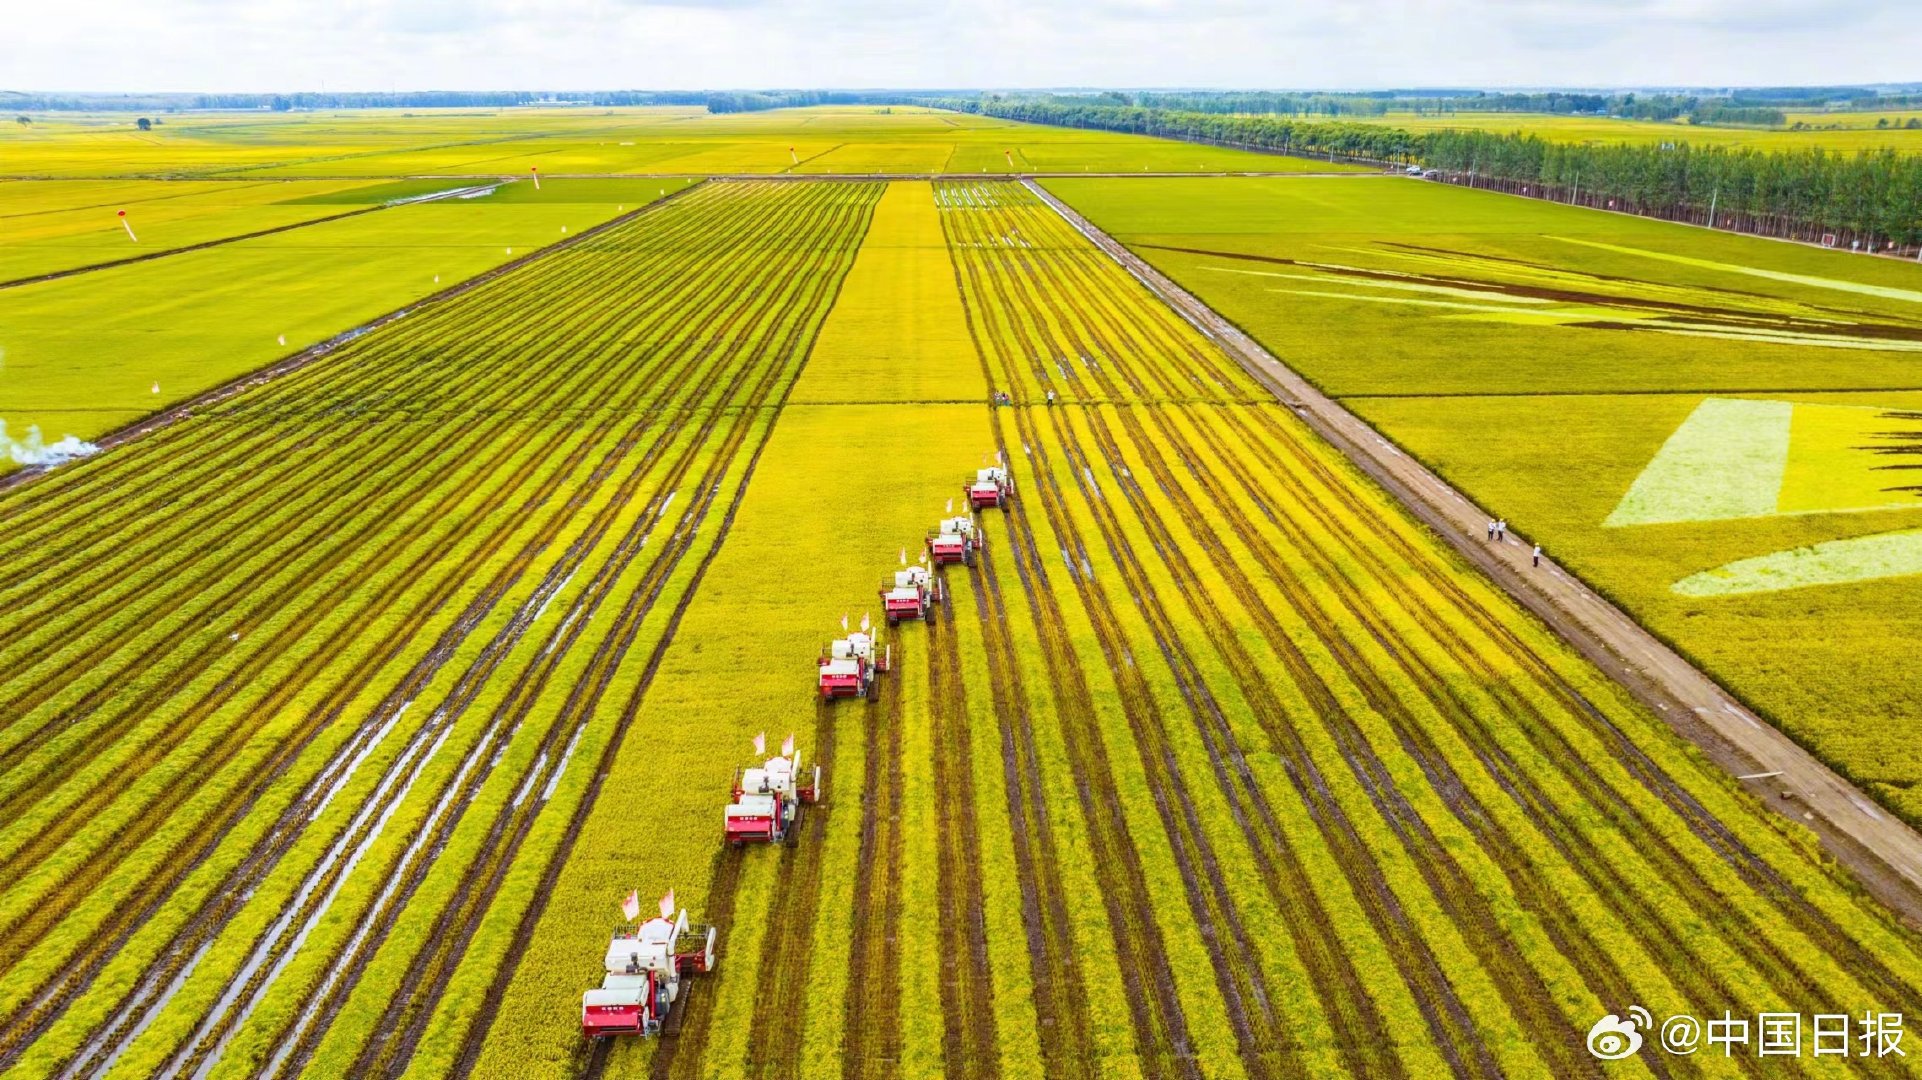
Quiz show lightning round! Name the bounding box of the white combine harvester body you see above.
[881,565,940,623]
[927,515,984,566]
[725,751,823,844]
[967,465,1014,511]
[582,909,717,1038]
[818,631,890,699]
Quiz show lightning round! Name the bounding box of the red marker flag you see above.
[782,733,795,757]
[659,889,676,920]
[621,889,641,922]
[753,731,766,756]
[117,209,138,242]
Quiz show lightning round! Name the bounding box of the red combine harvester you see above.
[724,734,822,845]
[582,897,716,1039]
[818,628,889,700]
[927,516,984,567]
[880,564,941,624]
[967,465,1014,511]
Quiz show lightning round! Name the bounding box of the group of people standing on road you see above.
[1487,519,1544,567]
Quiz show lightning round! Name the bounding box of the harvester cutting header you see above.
[967,464,1014,511]
[724,731,821,845]
[819,613,890,700]
[582,889,716,1039]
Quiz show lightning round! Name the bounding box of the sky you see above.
[3,0,1918,93]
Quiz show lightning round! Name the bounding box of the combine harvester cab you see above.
[880,565,940,624]
[582,906,717,1038]
[927,516,984,567]
[724,739,823,845]
[818,630,890,700]
[967,466,1014,512]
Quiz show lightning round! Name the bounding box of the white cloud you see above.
[0,0,1914,92]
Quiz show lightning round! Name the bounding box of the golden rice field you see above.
[3,172,1920,1080]
[0,106,1341,180]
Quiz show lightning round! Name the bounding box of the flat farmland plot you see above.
[1,177,683,454]
[1050,174,1922,827]
[7,172,1922,1080]
[0,179,881,1079]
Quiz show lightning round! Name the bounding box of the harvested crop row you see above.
[935,180,1922,1074]
[0,180,886,1080]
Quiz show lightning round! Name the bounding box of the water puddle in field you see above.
[1142,241,1922,352]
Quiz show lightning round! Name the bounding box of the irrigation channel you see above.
[1,178,1920,1078]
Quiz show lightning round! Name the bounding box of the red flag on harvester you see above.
[840,613,849,632]
[659,889,676,919]
[754,731,766,756]
[782,733,795,757]
[621,890,641,922]
[860,613,871,633]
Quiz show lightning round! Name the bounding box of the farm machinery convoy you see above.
[584,455,1012,1041]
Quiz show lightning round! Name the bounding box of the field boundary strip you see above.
[1024,177,1922,927]
[0,179,709,498]
[0,202,388,293]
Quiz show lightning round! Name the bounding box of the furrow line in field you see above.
[346,187,878,1078]
[973,191,1471,1072]
[925,597,999,1078]
[0,221,709,860]
[53,272,769,1078]
[966,548,1098,1079]
[1011,199,1606,1073]
[1232,407,1922,1015]
[954,196,1283,1077]
[943,192,1202,1078]
[737,701,842,1079]
[1028,201,1608,1072]
[0,210,772,1068]
[174,182,869,1080]
[0,186,727,617]
[0,181,712,546]
[0,185,795,822]
[458,186,888,1080]
[839,645,908,1080]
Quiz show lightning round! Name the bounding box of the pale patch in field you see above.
[1609,397,1922,529]
[1548,236,1922,307]
[1605,398,1792,527]
[1674,528,1922,596]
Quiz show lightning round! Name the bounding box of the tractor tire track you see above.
[966,547,1097,1080]
[840,641,908,1080]
[941,188,1203,1078]
[173,183,872,1080]
[341,187,879,1078]
[925,594,999,1079]
[465,195,886,1080]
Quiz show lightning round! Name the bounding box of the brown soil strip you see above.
[737,703,841,1079]
[925,597,999,1078]
[943,190,1205,1078]
[967,548,1098,1079]
[839,643,908,1080]
[279,186,882,1078]
[1038,179,1922,980]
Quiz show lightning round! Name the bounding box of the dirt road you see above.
[1027,177,1922,929]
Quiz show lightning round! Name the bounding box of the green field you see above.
[0,178,692,459]
[1,106,1356,179]
[1050,173,1922,824]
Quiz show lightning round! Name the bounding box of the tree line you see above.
[931,96,1922,249]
